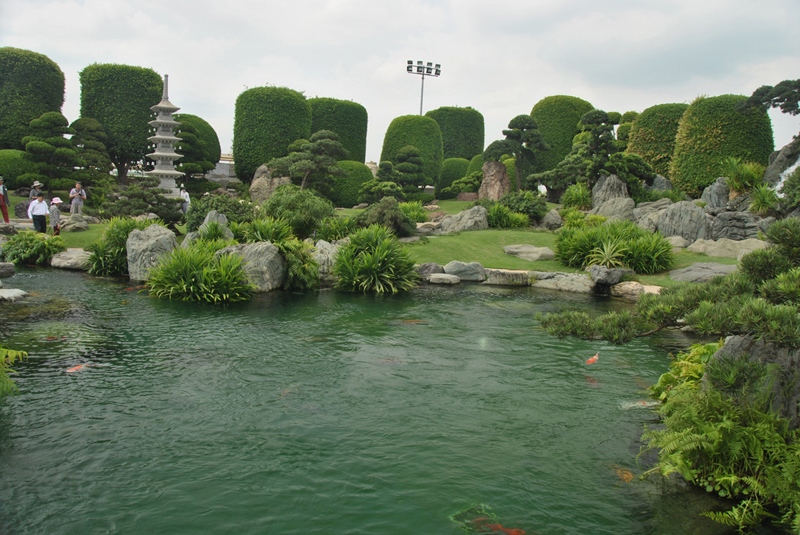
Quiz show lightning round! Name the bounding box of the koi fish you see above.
[480,524,526,535]
[45,336,68,341]
[584,375,599,387]
[586,353,599,364]
[66,364,96,373]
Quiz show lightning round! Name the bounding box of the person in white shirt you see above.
[27,191,49,233]
[179,184,191,215]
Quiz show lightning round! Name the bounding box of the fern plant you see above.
[1,345,28,398]
[2,231,66,265]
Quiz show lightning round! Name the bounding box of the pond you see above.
[0,268,756,534]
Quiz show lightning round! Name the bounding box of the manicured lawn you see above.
[60,224,106,249]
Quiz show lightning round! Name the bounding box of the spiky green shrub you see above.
[316,216,356,242]
[529,95,594,173]
[241,217,294,243]
[498,190,547,223]
[2,231,66,265]
[309,97,368,163]
[259,184,334,239]
[750,184,779,216]
[233,86,311,182]
[86,217,163,276]
[197,221,228,242]
[186,195,255,232]
[560,182,592,210]
[333,224,419,294]
[353,196,416,237]
[760,268,800,305]
[437,157,470,198]
[626,103,688,178]
[380,115,443,186]
[399,201,428,223]
[486,204,528,229]
[721,157,765,194]
[425,106,485,160]
[275,238,320,291]
[670,95,773,197]
[330,160,373,207]
[762,217,800,264]
[625,233,676,275]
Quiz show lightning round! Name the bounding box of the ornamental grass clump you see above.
[398,201,428,223]
[333,224,419,294]
[86,217,162,276]
[2,231,66,265]
[241,217,294,243]
[486,203,529,229]
[560,182,592,210]
[316,216,356,242]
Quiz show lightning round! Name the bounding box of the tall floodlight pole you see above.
[407,60,441,115]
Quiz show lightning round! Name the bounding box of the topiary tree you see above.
[626,103,689,178]
[607,111,622,125]
[380,115,443,187]
[330,160,373,207]
[309,97,368,163]
[174,120,215,179]
[79,63,162,184]
[394,145,425,192]
[70,117,113,193]
[259,184,334,239]
[20,111,80,194]
[266,130,348,193]
[93,176,183,225]
[352,196,416,237]
[436,157,470,198]
[424,106,485,160]
[358,161,404,204]
[620,111,639,123]
[530,95,594,173]
[465,153,485,177]
[233,86,311,182]
[174,113,221,168]
[0,149,36,189]
[670,95,773,197]
[484,114,549,192]
[0,47,65,150]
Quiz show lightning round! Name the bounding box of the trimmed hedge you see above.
[503,157,517,191]
[437,157,470,198]
[620,111,639,123]
[626,103,688,178]
[233,87,311,182]
[466,153,485,176]
[309,97,368,163]
[331,160,373,207]
[0,47,65,150]
[530,95,594,173]
[424,106,484,160]
[174,113,221,165]
[669,95,774,197]
[0,149,36,189]
[380,115,443,187]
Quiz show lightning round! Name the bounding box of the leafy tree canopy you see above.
[71,117,113,190]
[20,111,80,193]
[739,79,800,117]
[175,120,215,179]
[484,114,549,192]
[266,130,349,192]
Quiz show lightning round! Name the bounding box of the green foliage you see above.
[267,130,348,192]
[20,111,80,191]
[750,184,779,216]
[605,152,657,203]
[616,123,633,150]
[70,117,113,191]
[404,192,435,204]
[86,217,162,276]
[437,157,470,198]
[186,194,256,232]
[626,103,689,178]
[399,201,428,223]
[331,160,373,207]
[394,145,425,191]
[333,224,419,294]
[0,345,28,399]
[625,232,677,275]
[441,171,482,196]
[0,149,36,189]
[670,95,774,197]
[184,179,222,195]
[79,63,162,183]
[486,203,529,229]
[586,238,627,268]
[465,153,485,177]
[93,176,183,224]
[309,97,368,163]
[620,111,639,123]
[762,217,800,264]
[760,268,800,305]
[739,247,792,284]
[353,196,416,237]
[0,47,64,150]
[259,184,334,239]
[174,116,215,178]
[738,79,800,119]
[607,111,622,124]
[233,86,312,182]
[484,114,549,192]
[275,238,320,291]
[649,341,722,400]
[173,113,221,165]
[498,190,547,223]
[560,182,592,210]
[241,217,294,243]
[197,221,228,242]
[529,144,592,202]
[530,95,594,173]
[780,167,800,211]
[721,156,765,194]
[358,178,405,204]
[2,230,66,265]
[380,115,443,186]
[424,106,485,160]
[503,157,517,191]
[316,216,356,242]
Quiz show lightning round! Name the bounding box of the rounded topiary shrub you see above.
[233,87,311,183]
[0,47,65,150]
[466,153,485,177]
[186,195,256,232]
[309,97,368,163]
[380,115,443,187]
[669,95,773,197]
[436,157,470,199]
[626,103,689,178]
[173,113,221,165]
[0,149,36,188]
[425,106,484,160]
[620,111,639,123]
[530,95,594,173]
[331,160,373,207]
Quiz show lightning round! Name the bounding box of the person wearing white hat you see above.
[29,181,43,199]
[49,197,63,236]
[0,176,9,224]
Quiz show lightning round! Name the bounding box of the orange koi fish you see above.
[586,353,599,365]
[481,524,526,535]
[66,364,95,373]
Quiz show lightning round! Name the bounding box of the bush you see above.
[616,122,633,142]
[626,103,689,178]
[620,111,639,123]
[749,184,779,216]
[762,216,800,264]
[560,183,592,210]
[503,157,517,191]
[465,153,485,176]
[670,95,773,197]
[529,95,594,173]
[353,196,416,237]
[173,113,221,166]
[86,217,163,276]
[380,115,443,187]
[404,192,435,204]
[233,86,311,182]
[330,160,373,207]
[0,149,36,189]
[442,171,482,196]
[186,194,256,232]
[437,157,470,198]
[487,204,529,229]
[721,157,765,194]
[625,232,676,275]
[358,179,404,204]
[2,231,66,265]
[760,267,800,305]
[399,201,428,223]
[91,176,183,225]
[309,97,368,163]
[184,179,222,195]
[780,167,800,211]
[259,184,334,239]
[275,238,320,291]
[316,216,356,242]
[333,224,419,294]
[498,190,547,223]
[241,217,294,243]
[424,106,485,160]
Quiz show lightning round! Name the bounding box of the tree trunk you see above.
[115,161,128,186]
[515,161,520,193]
[300,171,311,190]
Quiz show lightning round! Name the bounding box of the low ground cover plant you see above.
[2,231,66,265]
[560,183,592,210]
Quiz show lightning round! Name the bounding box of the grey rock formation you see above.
[126,225,178,281]
[436,206,489,234]
[181,232,200,249]
[687,238,767,259]
[215,242,286,292]
[656,201,711,242]
[764,138,800,187]
[589,197,635,221]
[669,262,737,283]
[646,175,673,192]
[528,271,595,293]
[60,214,90,233]
[757,217,776,235]
[14,200,30,219]
[541,209,562,230]
[592,174,627,208]
[310,239,341,281]
[710,211,760,241]
[611,281,645,301]
[0,223,17,235]
[443,260,486,281]
[50,249,91,270]
[398,236,420,243]
[503,245,555,262]
[199,210,235,240]
[478,161,511,201]
[0,288,28,302]
[429,273,460,284]
[726,193,752,212]
[416,262,444,281]
[666,236,690,249]
[587,265,635,285]
[0,262,15,278]
[633,197,673,232]
[250,167,292,205]
[700,177,729,210]
[483,269,531,286]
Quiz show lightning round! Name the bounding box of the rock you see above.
[436,206,489,234]
[126,225,178,281]
[647,175,673,192]
[14,200,30,219]
[541,209,562,230]
[503,245,555,262]
[50,249,91,270]
[309,239,341,285]
[428,211,446,221]
[416,262,444,281]
[764,138,800,187]
[611,281,644,301]
[352,203,368,210]
[424,205,440,212]
[398,236,420,243]
[710,211,760,241]
[726,193,752,212]
[199,210,235,240]
[0,262,15,278]
[737,241,770,261]
[429,273,460,285]
[443,260,486,281]
[250,167,292,205]
[656,201,711,242]
[758,217,776,234]
[669,262,737,283]
[60,214,90,232]
[456,192,478,202]
[666,236,690,249]
[483,269,531,286]
[788,207,800,220]
[134,213,160,221]
[478,161,511,201]
[589,197,635,221]
[687,238,767,259]
[214,242,286,292]
[181,232,200,249]
[0,289,28,302]
[416,227,433,236]
[82,215,101,225]
[700,177,729,209]
[417,221,441,229]
[633,197,673,232]
[528,271,595,293]
[587,265,635,285]
[0,223,17,236]
[592,174,628,208]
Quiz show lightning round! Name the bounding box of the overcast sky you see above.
[2,0,799,167]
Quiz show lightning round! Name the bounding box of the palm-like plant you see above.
[586,238,628,268]
[243,217,294,243]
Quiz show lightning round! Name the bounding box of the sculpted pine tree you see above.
[266,130,349,192]
[175,120,214,179]
[483,115,549,192]
[20,111,81,194]
[394,145,425,192]
[71,117,113,189]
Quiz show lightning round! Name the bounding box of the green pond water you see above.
[0,268,755,534]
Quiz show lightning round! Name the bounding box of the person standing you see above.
[179,184,191,215]
[0,176,9,224]
[49,197,63,236]
[69,182,86,215]
[29,181,43,199]
[27,191,48,233]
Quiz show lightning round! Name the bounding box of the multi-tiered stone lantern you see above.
[146,74,183,195]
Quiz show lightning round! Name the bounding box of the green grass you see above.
[59,224,106,249]
[636,252,738,288]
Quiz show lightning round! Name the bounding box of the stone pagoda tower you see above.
[146,74,183,195]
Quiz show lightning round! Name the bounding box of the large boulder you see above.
[656,201,711,242]
[456,192,478,202]
[633,197,673,232]
[589,197,635,221]
[436,205,489,234]
[214,242,286,292]
[0,262,15,278]
[669,262,737,283]
[764,138,800,187]
[478,161,511,201]
[429,273,460,285]
[309,239,344,285]
[14,200,30,219]
[250,166,292,205]
[416,262,444,281]
[541,209,562,230]
[528,271,595,293]
[726,193,752,212]
[443,260,485,281]
[483,269,531,286]
[700,177,729,210]
[592,174,627,208]
[0,223,17,236]
[710,211,760,241]
[503,245,555,262]
[60,214,90,233]
[199,210,235,240]
[126,225,178,282]
[687,238,768,259]
[50,249,91,270]
[646,175,673,192]
[587,265,635,285]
